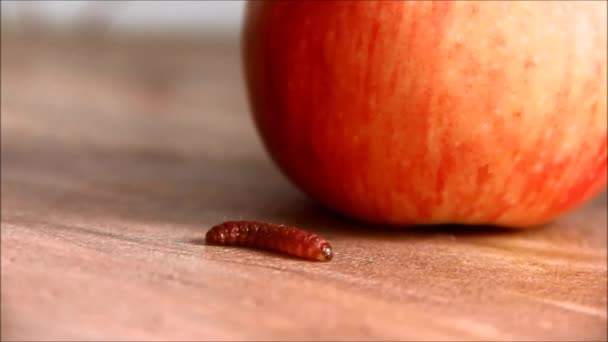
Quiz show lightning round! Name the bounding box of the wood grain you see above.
[1,30,607,341]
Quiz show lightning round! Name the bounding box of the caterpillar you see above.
[205,221,333,262]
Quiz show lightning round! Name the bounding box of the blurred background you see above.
[1,0,274,233]
[1,0,259,159]
[1,1,244,37]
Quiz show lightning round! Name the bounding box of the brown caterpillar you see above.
[205,221,333,262]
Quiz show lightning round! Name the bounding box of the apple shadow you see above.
[185,190,555,249]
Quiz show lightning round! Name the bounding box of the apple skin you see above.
[242,1,607,228]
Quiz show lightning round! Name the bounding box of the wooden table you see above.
[1,31,606,341]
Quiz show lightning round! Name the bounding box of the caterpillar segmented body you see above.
[205,221,333,262]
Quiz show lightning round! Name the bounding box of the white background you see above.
[0,1,245,35]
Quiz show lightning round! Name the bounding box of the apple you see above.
[242,1,607,227]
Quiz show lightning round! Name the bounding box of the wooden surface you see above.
[1,31,607,341]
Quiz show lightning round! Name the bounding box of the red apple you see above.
[242,1,607,227]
